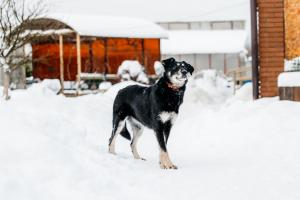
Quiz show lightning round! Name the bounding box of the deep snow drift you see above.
[1,73,300,200]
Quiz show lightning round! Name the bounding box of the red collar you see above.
[166,82,180,91]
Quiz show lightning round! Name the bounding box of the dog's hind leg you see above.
[128,117,145,160]
[109,115,126,155]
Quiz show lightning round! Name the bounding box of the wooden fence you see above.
[226,66,252,93]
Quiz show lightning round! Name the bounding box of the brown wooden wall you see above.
[284,0,300,60]
[257,0,285,97]
[32,37,160,81]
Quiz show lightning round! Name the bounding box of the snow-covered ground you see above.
[1,73,300,200]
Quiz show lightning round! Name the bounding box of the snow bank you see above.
[27,79,61,96]
[227,82,253,104]
[184,70,232,106]
[278,72,300,87]
[1,72,300,200]
[108,70,231,105]
[99,81,112,91]
[103,80,145,100]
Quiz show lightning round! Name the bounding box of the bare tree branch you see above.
[0,0,48,100]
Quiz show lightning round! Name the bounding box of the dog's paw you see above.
[171,164,178,169]
[159,162,178,169]
[134,157,146,161]
[108,149,116,155]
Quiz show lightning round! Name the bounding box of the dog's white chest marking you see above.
[158,111,177,124]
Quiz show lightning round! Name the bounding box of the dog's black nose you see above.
[181,70,187,75]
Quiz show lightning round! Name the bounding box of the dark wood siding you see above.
[258,0,285,97]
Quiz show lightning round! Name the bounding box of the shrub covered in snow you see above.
[27,79,61,96]
[226,82,253,104]
[154,61,164,77]
[117,60,149,84]
[104,80,147,100]
[184,70,233,105]
[98,81,112,91]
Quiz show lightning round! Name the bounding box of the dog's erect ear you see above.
[188,64,194,75]
[183,61,194,75]
[161,57,175,71]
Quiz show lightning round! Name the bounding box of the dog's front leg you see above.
[155,128,177,169]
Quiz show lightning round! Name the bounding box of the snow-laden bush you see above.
[154,61,164,77]
[27,79,61,96]
[184,70,232,105]
[117,60,149,84]
[226,82,253,104]
[99,81,112,91]
[104,80,141,100]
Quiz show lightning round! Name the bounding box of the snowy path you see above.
[1,82,300,200]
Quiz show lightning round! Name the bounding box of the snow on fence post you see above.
[0,57,10,100]
[2,65,10,100]
[76,33,82,95]
[59,34,64,94]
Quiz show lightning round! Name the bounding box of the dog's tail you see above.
[119,123,131,140]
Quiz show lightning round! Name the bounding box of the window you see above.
[168,23,189,30]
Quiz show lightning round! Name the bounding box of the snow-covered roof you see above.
[278,72,300,87]
[45,0,250,22]
[44,14,168,39]
[161,30,247,54]
[27,29,74,36]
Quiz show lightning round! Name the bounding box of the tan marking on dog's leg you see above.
[159,149,177,169]
[108,136,117,155]
[128,117,145,160]
[131,136,142,159]
[109,120,125,155]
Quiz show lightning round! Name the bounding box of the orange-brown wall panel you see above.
[32,38,161,81]
[92,40,105,73]
[285,0,300,59]
[144,39,160,74]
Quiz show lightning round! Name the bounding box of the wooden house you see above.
[251,0,300,100]
[41,0,250,75]
[28,14,168,90]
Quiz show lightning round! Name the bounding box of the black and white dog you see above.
[108,58,194,169]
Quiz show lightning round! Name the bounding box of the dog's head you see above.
[161,57,194,88]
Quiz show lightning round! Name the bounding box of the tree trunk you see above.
[3,71,10,100]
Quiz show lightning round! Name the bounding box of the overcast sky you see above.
[37,0,250,22]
